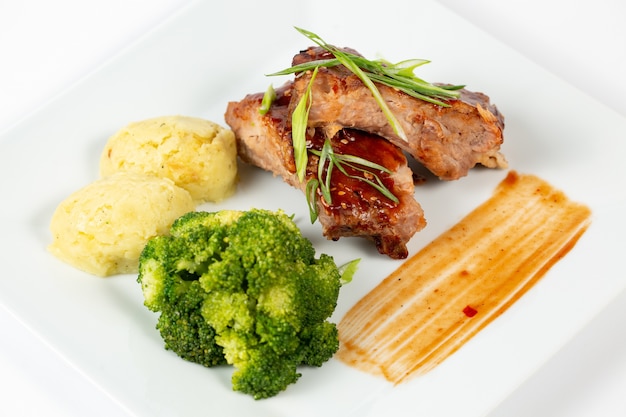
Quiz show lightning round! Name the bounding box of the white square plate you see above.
[1,0,625,416]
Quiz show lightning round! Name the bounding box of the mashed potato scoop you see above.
[48,172,195,277]
[100,115,238,203]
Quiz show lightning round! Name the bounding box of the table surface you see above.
[1,1,625,415]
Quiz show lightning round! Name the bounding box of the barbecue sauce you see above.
[308,129,401,213]
[336,171,592,384]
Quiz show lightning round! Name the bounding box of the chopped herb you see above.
[268,27,464,139]
[258,84,276,115]
[338,258,361,284]
[291,66,319,182]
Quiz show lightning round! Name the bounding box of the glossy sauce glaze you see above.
[336,171,592,384]
[308,128,402,213]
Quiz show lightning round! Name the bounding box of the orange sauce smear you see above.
[336,171,592,384]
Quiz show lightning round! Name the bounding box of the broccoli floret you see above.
[156,280,226,367]
[137,209,351,399]
[230,342,300,399]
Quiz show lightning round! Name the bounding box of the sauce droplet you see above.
[463,305,478,317]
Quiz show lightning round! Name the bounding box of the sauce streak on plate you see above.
[336,171,592,384]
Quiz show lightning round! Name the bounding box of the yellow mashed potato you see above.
[48,172,195,277]
[99,115,238,203]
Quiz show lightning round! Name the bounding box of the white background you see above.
[1,0,625,415]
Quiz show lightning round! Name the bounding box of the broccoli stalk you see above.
[137,209,351,399]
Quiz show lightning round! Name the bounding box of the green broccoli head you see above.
[137,209,348,399]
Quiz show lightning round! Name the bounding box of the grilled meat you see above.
[225,85,425,258]
[289,47,507,180]
[224,45,507,258]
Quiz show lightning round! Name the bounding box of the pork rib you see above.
[225,85,425,259]
[289,47,507,180]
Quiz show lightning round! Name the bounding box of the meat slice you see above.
[311,128,425,259]
[289,47,507,180]
[225,85,425,259]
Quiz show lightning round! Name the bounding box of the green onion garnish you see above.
[262,27,462,223]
